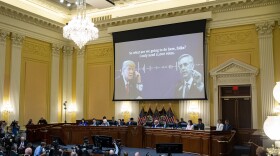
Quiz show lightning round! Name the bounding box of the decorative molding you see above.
[0,30,9,43]
[95,0,280,30]
[11,33,24,47]
[210,58,259,128]
[88,47,113,58]
[0,1,63,33]
[52,44,62,56]
[213,30,254,46]
[256,21,275,36]
[77,48,85,56]
[63,46,73,56]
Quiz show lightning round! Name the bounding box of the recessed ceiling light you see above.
[60,0,64,3]
[67,3,71,7]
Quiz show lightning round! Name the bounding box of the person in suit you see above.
[10,144,18,156]
[115,60,143,99]
[79,118,88,126]
[37,117,47,125]
[175,54,204,98]
[17,136,28,154]
[126,118,136,126]
[216,119,224,131]
[195,118,205,130]
[100,119,110,126]
[223,119,233,131]
[92,118,98,126]
[153,120,161,128]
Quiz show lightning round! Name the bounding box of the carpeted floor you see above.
[120,147,198,156]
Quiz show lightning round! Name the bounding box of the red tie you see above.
[125,84,129,95]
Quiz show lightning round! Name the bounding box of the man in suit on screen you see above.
[115,60,143,99]
[175,54,204,99]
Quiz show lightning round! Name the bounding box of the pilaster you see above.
[50,44,61,123]
[62,46,73,122]
[256,21,276,122]
[10,33,24,122]
[76,47,85,120]
[0,30,9,120]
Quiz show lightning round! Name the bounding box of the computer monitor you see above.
[156,143,183,156]
[92,135,113,149]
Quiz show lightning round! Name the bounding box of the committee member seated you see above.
[216,119,224,131]
[186,120,194,130]
[37,117,48,125]
[126,118,137,126]
[100,119,110,126]
[194,118,205,130]
[79,118,88,126]
[26,119,34,126]
[91,118,98,126]
[223,119,233,131]
[152,120,161,128]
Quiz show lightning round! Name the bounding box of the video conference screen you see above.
[113,19,207,101]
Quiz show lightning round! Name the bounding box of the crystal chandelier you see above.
[63,0,99,49]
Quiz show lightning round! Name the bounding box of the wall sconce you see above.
[68,104,77,113]
[1,101,13,113]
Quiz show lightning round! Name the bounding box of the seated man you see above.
[78,118,88,126]
[100,119,110,126]
[195,118,205,130]
[91,118,98,126]
[153,120,161,128]
[223,119,233,131]
[34,142,46,156]
[17,136,28,154]
[37,117,48,125]
[126,118,136,126]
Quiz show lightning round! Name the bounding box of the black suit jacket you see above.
[175,80,204,99]
[223,124,233,131]
[115,77,141,99]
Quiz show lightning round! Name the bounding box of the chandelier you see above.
[63,0,99,49]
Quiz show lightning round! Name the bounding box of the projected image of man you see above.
[115,60,143,99]
[176,54,204,99]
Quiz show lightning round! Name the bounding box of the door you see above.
[220,85,252,129]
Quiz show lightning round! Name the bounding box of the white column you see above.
[10,33,24,122]
[50,44,61,123]
[256,21,276,122]
[0,30,9,120]
[76,48,85,120]
[62,46,73,123]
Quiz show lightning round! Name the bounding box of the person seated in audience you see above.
[0,146,4,155]
[135,152,140,156]
[10,144,18,156]
[100,119,110,126]
[195,118,205,130]
[37,117,48,125]
[153,120,161,128]
[34,142,46,156]
[216,119,224,131]
[186,120,194,130]
[91,118,97,126]
[78,118,88,126]
[223,119,233,131]
[17,136,27,154]
[126,118,136,126]
[26,119,34,126]
[25,147,33,156]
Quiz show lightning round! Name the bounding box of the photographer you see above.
[10,120,20,136]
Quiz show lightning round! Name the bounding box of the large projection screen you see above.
[113,20,207,101]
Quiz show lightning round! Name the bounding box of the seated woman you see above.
[186,120,194,130]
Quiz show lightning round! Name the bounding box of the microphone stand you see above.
[64,101,67,123]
